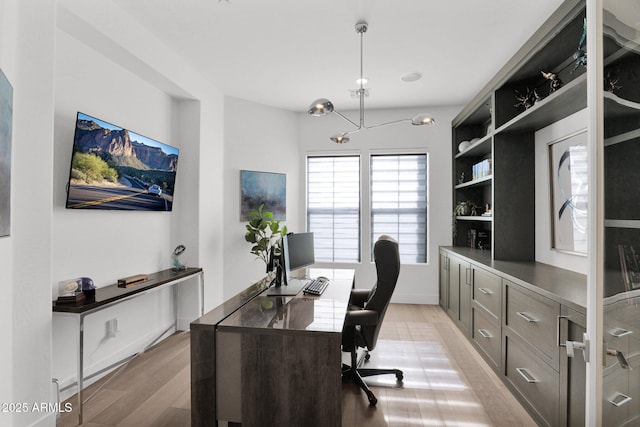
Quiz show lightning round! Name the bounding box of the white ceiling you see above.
[111,0,565,113]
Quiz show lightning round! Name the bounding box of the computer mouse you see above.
[318,276,329,281]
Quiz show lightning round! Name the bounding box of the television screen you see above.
[65,112,179,211]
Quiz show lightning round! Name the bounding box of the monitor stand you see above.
[266,278,308,296]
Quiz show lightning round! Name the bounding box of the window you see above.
[370,154,427,263]
[307,156,360,262]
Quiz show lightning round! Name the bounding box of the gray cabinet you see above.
[440,247,587,427]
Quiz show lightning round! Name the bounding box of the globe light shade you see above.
[411,113,435,126]
[308,98,335,116]
[330,134,349,144]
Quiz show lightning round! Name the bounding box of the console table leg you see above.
[78,315,84,425]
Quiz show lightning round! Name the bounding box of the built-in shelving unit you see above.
[452,0,586,261]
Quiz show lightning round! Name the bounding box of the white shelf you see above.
[455,175,492,189]
[605,219,640,229]
[456,215,493,222]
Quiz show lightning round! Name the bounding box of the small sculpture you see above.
[605,71,621,93]
[172,245,187,271]
[514,88,536,110]
[572,18,587,73]
[541,71,563,92]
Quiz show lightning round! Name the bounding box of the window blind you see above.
[370,154,427,263]
[307,156,360,262]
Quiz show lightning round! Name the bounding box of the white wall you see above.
[0,0,17,424]
[535,108,589,274]
[6,0,57,425]
[222,96,302,298]
[299,106,460,304]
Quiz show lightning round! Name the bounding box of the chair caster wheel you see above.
[396,372,403,381]
[365,353,371,361]
[367,394,377,406]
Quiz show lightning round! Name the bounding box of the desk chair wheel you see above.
[396,371,403,381]
[366,391,377,406]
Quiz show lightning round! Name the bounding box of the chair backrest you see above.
[361,235,400,350]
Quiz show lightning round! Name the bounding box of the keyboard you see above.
[303,276,329,295]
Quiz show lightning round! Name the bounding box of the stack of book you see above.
[472,159,492,181]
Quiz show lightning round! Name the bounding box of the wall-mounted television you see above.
[65,112,179,211]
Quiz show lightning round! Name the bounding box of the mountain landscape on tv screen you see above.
[66,115,179,211]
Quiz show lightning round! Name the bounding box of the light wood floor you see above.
[59,304,536,427]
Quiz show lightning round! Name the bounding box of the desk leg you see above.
[78,314,84,425]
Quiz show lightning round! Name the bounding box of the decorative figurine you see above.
[514,88,536,110]
[458,172,465,185]
[605,71,621,93]
[541,71,563,92]
[172,244,187,271]
[572,18,587,73]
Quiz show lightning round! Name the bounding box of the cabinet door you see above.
[446,255,462,321]
[560,307,586,427]
[459,261,472,334]
[439,251,448,309]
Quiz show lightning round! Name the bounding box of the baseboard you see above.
[390,293,438,305]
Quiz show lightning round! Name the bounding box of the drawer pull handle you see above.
[515,368,539,383]
[516,311,539,323]
[609,327,632,338]
[609,392,632,407]
[478,329,492,339]
[478,287,492,295]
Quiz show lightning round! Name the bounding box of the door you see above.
[588,1,640,425]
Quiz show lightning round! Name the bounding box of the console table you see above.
[191,268,353,427]
[53,267,204,425]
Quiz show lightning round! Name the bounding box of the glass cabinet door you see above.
[599,1,640,424]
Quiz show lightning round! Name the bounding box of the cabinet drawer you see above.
[505,336,559,427]
[472,306,500,369]
[472,266,501,318]
[505,282,560,368]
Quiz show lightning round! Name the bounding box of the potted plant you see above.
[244,203,288,268]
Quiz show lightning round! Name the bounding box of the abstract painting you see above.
[240,170,286,221]
[0,68,12,237]
[549,129,588,254]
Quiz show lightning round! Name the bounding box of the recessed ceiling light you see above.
[400,72,422,82]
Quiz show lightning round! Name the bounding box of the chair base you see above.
[342,349,403,406]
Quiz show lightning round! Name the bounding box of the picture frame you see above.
[0,67,12,238]
[240,170,286,221]
[549,129,588,254]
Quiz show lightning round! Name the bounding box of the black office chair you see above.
[342,235,403,406]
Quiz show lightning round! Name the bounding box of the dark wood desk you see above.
[190,268,354,427]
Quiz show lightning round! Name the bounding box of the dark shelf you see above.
[495,73,586,134]
[53,268,203,314]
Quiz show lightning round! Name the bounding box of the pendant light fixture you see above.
[308,21,434,144]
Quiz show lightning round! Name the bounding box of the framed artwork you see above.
[549,129,588,254]
[240,170,286,221]
[0,68,12,238]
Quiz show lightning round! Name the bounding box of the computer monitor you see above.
[267,232,315,296]
[283,232,315,280]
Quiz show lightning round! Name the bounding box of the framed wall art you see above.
[549,129,588,254]
[0,68,12,238]
[240,170,286,221]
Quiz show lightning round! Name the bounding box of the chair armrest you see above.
[349,289,370,308]
[344,309,378,326]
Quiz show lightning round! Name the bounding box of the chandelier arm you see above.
[333,110,361,129]
[364,119,412,130]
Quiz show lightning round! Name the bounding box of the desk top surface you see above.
[52,268,203,314]
[194,268,354,335]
